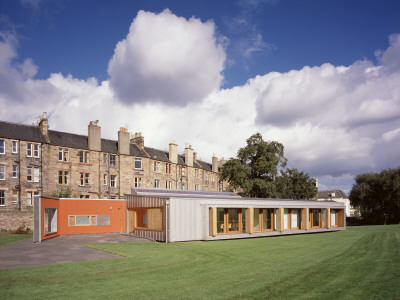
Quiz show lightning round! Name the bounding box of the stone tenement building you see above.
[0,114,225,210]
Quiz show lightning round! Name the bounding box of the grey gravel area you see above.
[0,233,152,269]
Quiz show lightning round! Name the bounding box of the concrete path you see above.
[0,233,152,270]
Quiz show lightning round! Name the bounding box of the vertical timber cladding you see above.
[126,194,168,241]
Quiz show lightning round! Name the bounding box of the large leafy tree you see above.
[277,168,318,200]
[220,133,316,199]
[349,168,400,225]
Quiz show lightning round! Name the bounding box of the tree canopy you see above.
[349,168,400,225]
[219,133,317,199]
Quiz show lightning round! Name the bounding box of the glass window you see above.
[33,167,40,182]
[85,173,90,185]
[0,190,5,206]
[254,208,260,231]
[33,144,40,157]
[27,167,32,181]
[27,192,33,206]
[242,208,246,232]
[76,216,90,225]
[12,141,18,153]
[228,209,239,232]
[134,158,142,169]
[0,140,4,154]
[263,209,273,230]
[217,208,225,233]
[0,166,5,180]
[27,143,32,157]
[291,209,299,229]
[12,190,18,204]
[110,155,116,167]
[110,175,117,187]
[331,210,337,226]
[103,154,108,164]
[284,208,289,230]
[134,177,142,187]
[154,179,160,188]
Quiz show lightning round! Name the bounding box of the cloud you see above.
[108,9,226,106]
[253,33,400,184]
[1,11,400,194]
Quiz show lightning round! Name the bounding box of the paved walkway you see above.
[0,233,152,269]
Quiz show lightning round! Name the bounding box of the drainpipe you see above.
[18,140,21,211]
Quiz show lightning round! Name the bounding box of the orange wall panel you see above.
[40,197,127,239]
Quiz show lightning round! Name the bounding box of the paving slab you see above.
[0,233,152,269]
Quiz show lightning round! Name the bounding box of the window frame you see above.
[0,140,4,154]
[12,140,18,154]
[110,155,116,167]
[0,190,5,206]
[0,166,5,180]
[27,192,33,206]
[154,179,160,188]
[134,177,143,187]
[58,170,69,185]
[79,151,90,164]
[33,143,40,158]
[33,167,40,183]
[110,175,117,187]
[27,143,32,157]
[68,215,97,226]
[12,165,18,178]
[58,148,70,161]
[134,158,142,170]
[12,190,18,204]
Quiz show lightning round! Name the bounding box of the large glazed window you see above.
[136,208,163,230]
[216,208,244,234]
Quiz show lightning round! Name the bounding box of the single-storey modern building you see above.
[34,188,345,242]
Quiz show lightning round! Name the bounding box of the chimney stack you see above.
[169,141,178,164]
[88,120,101,151]
[118,127,130,155]
[185,145,194,167]
[131,132,144,151]
[39,112,49,143]
[212,154,218,173]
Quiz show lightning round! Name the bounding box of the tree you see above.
[219,133,317,199]
[349,168,400,225]
[277,168,318,200]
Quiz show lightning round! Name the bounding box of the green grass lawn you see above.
[0,234,31,248]
[0,225,399,299]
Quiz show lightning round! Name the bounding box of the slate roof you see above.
[0,120,212,168]
[318,190,348,199]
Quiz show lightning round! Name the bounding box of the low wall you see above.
[0,209,33,231]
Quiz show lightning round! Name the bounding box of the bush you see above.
[13,225,31,234]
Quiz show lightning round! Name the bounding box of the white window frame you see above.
[134,177,143,187]
[0,166,5,180]
[33,167,40,182]
[0,190,5,206]
[79,151,90,164]
[12,190,18,204]
[27,192,33,206]
[85,173,90,186]
[110,155,116,167]
[154,179,160,188]
[12,165,18,178]
[59,148,70,161]
[33,144,40,158]
[103,174,107,185]
[134,158,142,170]
[27,143,32,157]
[0,140,4,155]
[12,141,18,154]
[110,175,117,187]
[27,167,32,182]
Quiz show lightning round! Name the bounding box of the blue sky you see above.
[3,0,399,86]
[1,0,400,193]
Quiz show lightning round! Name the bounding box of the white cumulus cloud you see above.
[108,9,226,106]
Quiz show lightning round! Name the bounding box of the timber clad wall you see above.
[0,116,222,230]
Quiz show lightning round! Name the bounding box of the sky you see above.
[0,0,399,194]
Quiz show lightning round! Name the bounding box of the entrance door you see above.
[128,209,136,233]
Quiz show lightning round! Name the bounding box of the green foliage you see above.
[0,234,31,247]
[277,168,318,200]
[349,168,400,225]
[48,186,76,198]
[0,226,399,299]
[220,133,316,199]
